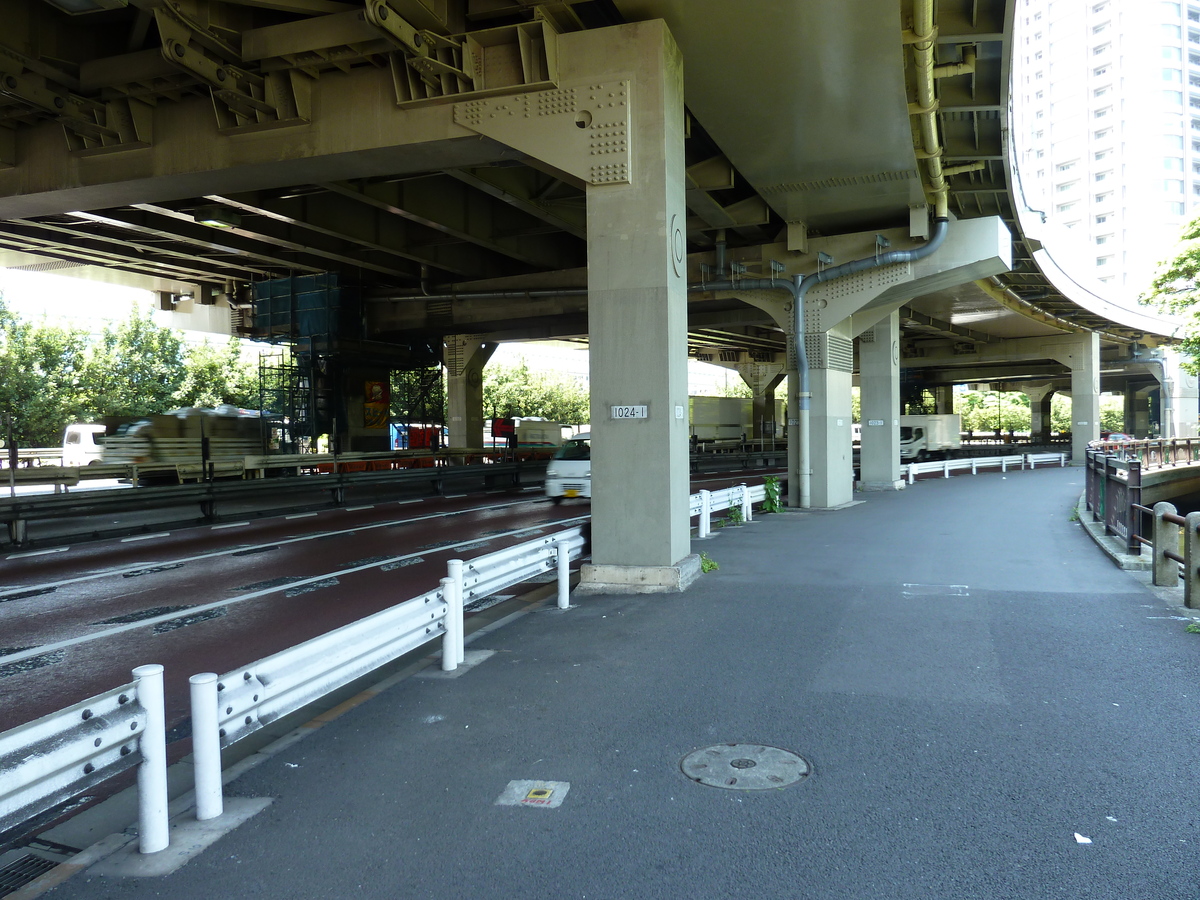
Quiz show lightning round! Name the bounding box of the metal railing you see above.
[692,483,764,539]
[0,665,168,854]
[0,477,774,851]
[1089,437,1200,471]
[1084,449,1143,554]
[1136,501,1200,609]
[904,452,1068,484]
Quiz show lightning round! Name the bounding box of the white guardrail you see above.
[0,481,768,854]
[904,452,1067,484]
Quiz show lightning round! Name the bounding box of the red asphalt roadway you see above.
[0,470,776,738]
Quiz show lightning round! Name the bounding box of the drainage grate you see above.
[0,853,59,894]
[681,744,810,790]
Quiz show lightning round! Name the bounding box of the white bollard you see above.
[556,540,570,609]
[189,673,223,821]
[740,483,752,522]
[447,559,465,665]
[440,577,458,672]
[943,460,950,478]
[907,465,915,485]
[133,664,169,854]
[698,490,711,538]
[970,460,977,475]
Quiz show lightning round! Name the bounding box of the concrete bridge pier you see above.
[1025,384,1055,442]
[734,361,786,439]
[857,310,903,492]
[445,336,497,450]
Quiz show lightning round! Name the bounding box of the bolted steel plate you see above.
[680,743,810,790]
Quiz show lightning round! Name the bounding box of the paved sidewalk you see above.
[37,467,1200,899]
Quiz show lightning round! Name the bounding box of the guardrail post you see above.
[1059,453,1066,467]
[556,540,570,609]
[970,459,977,475]
[943,460,950,478]
[1185,512,1200,609]
[698,490,711,538]
[440,577,459,672]
[133,664,169,854]
[447,559,465,664]
[739,483,752,522]
[907,465,915,485]
[189,672,223,821]
[1153,502,1180,587]
[1001,457,1008,473]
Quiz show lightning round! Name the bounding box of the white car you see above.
[545,433,590,503]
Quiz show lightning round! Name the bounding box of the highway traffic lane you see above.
[0,513,581,734]
[0,490,545,590]
[0,501,583,666]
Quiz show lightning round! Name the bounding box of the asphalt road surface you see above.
[33,466,1200,899]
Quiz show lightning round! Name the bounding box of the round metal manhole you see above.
[680,743,810,790]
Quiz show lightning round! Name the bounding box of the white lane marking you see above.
[443,494,468,499]
[1,499,550,596]
[345,505,375,512]
[212,522,250,530]
[3,516,589,666]
[397,499,423,505]
[120,533,171,543]
[285,513,318,520]
[6,547,70,560]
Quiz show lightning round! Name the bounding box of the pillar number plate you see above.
[611,405,648,419]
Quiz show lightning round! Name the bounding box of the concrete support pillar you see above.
[933,385,954,415]
[444,336,496,449]
[809,321,856,507]
[1135,386,1154,436]
[1162,351,1199,438]
[1068,332,1101,465]
[1024,384,1055,443]
[1123,386,1137,436]
[736,362,785,438]
[857,311,902,491]
[577,22,695,592]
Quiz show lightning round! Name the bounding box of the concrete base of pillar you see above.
[575,555,702,594]
[856,480,907,492]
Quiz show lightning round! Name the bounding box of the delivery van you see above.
[544,432,590,503]
[62,423,106,467]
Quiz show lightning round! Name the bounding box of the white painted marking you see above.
[6,547,69,560]
[1,516,588,666]
[1074,833,1092,844]
[901,583,970,597]
[397,499,423,505]
[285,513,318,520]
[345,505,375,512]
[212,522,250,530]
[3,498,564,599]
[444,494,467,499]
[120,533,171,543]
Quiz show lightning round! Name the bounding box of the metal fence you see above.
[0,665,168,854]
[903,452,1067,484]
[1084,449,1143,554]
[1091,437,1200,470]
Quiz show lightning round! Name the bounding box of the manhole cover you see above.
[680,744,810,790]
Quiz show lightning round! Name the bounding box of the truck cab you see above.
[62,423,106,467]
[544,432,590,503]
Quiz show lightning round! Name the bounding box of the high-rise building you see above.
[1014,0,1196,299]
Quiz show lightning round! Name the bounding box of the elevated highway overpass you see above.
[0,0,1193,589]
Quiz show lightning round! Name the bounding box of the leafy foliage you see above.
[1141,217,1200,371]
[483,358,589,424]
[761,475,784,513]
[0,299,89,445]
[174,338,259,409]
[78,309,186,418]
[699,551,719,573]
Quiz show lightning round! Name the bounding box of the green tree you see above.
[1141,216,1200,371]
[0,298,89,446]
[79,310,185,418]
[175,338,258,409]
[391,366,446,424]
[957,390,1030,433]
[483,359,589,424]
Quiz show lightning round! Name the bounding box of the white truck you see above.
[899,414,961,461]
[544,432,590,503]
